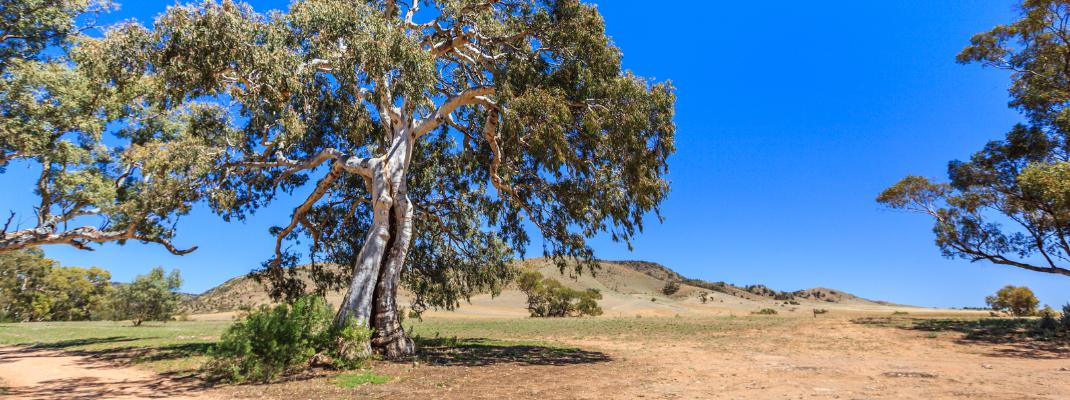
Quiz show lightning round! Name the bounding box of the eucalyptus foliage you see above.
[67,0,673,356]
[879,0,1070,277]
[0,0,220,254]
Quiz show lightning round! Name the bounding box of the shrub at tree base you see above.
[517,271,603,317]
[204,295,372,382]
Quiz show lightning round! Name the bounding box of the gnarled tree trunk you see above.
[335,126,417,357]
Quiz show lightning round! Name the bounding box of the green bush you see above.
[752,308,778,315]
[204,295,371,382]
[1061,303,1070,332]
[661,281,680,296]
[517,271,603,317]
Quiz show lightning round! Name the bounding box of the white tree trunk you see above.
[335,125,417,357]
[371,194,415,357]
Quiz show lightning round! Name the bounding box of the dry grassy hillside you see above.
[182,258,929,318]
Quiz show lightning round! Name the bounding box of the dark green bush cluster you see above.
[752,308,778,315]
[1033,304,1070,338]
[661,280,680,296]
[204,295,371,382]
[517,271,603,317]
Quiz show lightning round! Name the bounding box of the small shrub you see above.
[698,292,709,304]
[812,308,829,317]
[516,272,603,317]
[204,295,371,382]
[661,281,680,296]
[752,308,778,315]
[1060,303,1070,332]
[1036,305,1059,336]
[892,311,909,316]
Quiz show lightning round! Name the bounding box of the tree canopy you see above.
[879,0,1070,277]
[89,0,674,356]
[0,0,217,254]
[110,266,182,326]
[986,284,1040,316]
[0,248,111,322]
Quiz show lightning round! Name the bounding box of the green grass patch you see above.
[408,316,794,342]
[333,371,392,388]
[0,320,231,373]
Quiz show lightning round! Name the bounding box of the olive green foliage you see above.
[0,248,111,322]
[878,0,1070,277]
[91,0,674,313]
[516,271,602,317]
[109,267,182,326]
[985,285,1040,316]
[205,295,371,382]
[661,280,680,296]
[0,0,222,254]
[698,291,709,304]
[752,308,778,315]
[1062,303,1070,331]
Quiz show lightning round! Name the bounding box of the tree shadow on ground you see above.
[853,317,1070,360]
[4,374,214,400]
[60,342,215,372]
[31,336,144,349]
[412,337,611,367]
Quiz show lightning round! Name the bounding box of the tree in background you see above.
[0,0,221,254]
[877,0,1070,277]
[661,280,680,296]
[38,264,111,321]
[0,248,111,321]
[0,248,54,321]
[96,0,674,356]
[986,285,1039,316]
[110,266,182,326]
[516,271,602,317]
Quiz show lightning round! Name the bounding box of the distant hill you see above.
[181,258,916,317]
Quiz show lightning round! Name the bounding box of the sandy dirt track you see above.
[0,346,216,399]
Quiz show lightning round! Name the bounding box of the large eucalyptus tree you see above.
[103,0,674,356]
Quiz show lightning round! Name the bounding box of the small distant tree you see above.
[985,285,1039,317]
[516,271,602,317]
[110,267,182,326]
[661,280,680,296]
[698,291,709,304]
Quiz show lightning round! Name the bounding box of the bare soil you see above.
[0,346,217,399]
[2,316,1068,399]
[229,316,1070,399]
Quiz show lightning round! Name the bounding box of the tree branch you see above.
[413,86,495,137]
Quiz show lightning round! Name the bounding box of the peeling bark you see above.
[335,126,418,358]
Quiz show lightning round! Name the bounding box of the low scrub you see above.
[204,295,371,382]
[752,308,778,315]
[517,271,603,317]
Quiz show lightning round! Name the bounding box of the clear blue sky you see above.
[5,0,1068,308]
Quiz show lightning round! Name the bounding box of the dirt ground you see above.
[2,316,1068,399]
